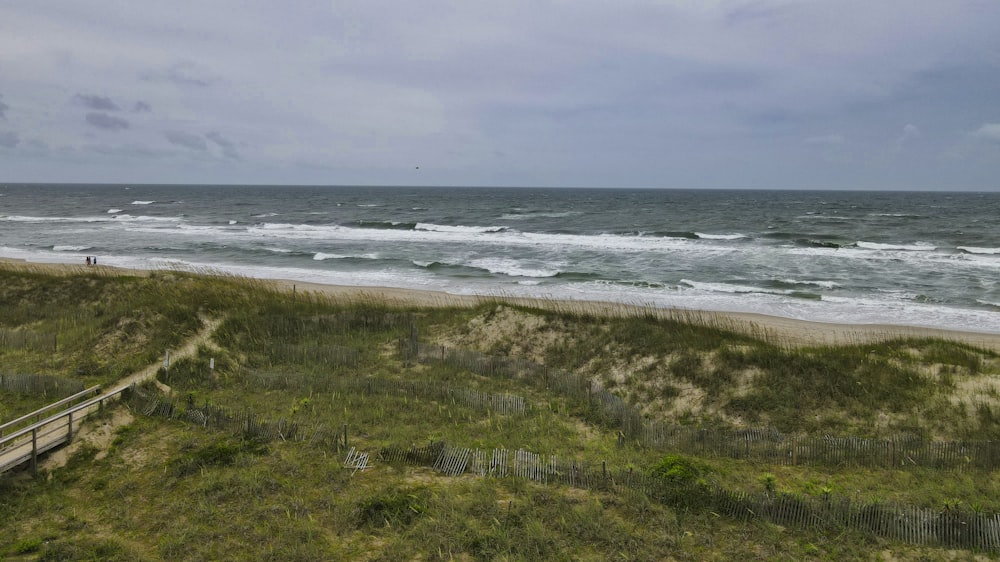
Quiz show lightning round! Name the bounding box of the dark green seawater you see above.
[2,184,998,332]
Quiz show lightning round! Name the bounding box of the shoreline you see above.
[5,257,1000,350]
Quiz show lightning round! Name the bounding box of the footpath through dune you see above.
[39,317,223,472]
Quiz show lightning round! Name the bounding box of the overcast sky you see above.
[1,1,999,189]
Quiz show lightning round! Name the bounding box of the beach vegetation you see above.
[3,264,1000,559]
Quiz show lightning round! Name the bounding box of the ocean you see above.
[1,184,998,333]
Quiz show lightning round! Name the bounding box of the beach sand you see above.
[5,257,1000,351]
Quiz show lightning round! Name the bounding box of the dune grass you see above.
[3,264,1000,560]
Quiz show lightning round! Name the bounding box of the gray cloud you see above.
[892,123,921,154]
[85,112,130,131]
[206,131,239,159]
[142,62,218,87]
[74,94,120,111]
[805,134,845,146]
[164,130,208,151]
[133,101,152,113]
[0,131,19,148]
[972,123,1000,143]
[0,95,8,119]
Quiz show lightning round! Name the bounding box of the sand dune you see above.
[5,257,999,351]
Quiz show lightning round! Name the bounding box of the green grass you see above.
[3,264,1000,560]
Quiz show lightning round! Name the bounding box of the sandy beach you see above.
[5,256,1000,351]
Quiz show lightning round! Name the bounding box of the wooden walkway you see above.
[0,318,221,475]
[0,384,133,474]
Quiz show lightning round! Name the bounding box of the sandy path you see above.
[37,317,222,471]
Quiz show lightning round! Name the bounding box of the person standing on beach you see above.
[86,256,91,266]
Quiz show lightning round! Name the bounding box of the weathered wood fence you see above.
[0,328,57,352]
[362,441,1000,553]
[247,373,527,416]
[0,373,85,398]
[125,388,324,444]
[412,342,1000,471]
[263,343,360,367]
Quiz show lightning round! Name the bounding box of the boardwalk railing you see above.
[0,385,100,438]
[0,383,134,475]
[412,342,1000,471]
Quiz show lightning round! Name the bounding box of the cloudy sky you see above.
[1,1,999,189]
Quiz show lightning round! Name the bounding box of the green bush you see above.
[355,486,430,529]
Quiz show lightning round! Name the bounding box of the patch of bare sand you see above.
[42,407,134,471]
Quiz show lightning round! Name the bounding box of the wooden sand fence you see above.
[364,440,1000,553]
[125,388,327,444]
[262,343,360,368]
[0,328,58,352]
[413,342,1000,471]
[410,343,592,402]
[639,423,1000,470]
[246,373,527,417]
[0,373,85,398]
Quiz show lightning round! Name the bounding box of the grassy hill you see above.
[2,264,1000,560]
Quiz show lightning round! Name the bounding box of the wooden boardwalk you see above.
[0,384,132,474]
[0,318,221,475]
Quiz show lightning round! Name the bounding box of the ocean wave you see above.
[871,213,923,218]
[356,220,418,230]
[313,252,349,261]
[468,258,560,278]
[795,239,844,249]
[681,279,786,295]
[52,245,92,252]
[500,211,581,220]
[680,279,823,300]
[244,222,722,255]
[694,232,747,240]
[312,252,380,261]
[252,212,279,218]
[632,230,698,239]
[131,200,155,205]
[107,208,123,214]
[796,214,852,221]
[2,214,179,224]
[856,241,937,251]
[775,278,841,290]
[228,220,238,225]
[977,299,1000,308]
[958,246,1000,255]
[415,223,508,234]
